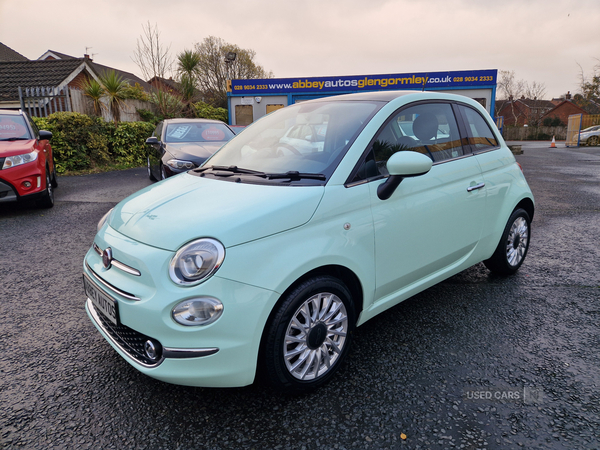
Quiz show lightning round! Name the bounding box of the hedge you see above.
[33,112,155,173]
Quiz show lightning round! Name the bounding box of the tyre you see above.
[484,208,531,275]
[50,159,58,188]
[262,276,355,392]
[147,156,157,181]
[37,169,54,208]
[587,135,599,147]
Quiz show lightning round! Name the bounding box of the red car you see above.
[0,109,57,208]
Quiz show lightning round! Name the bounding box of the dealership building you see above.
[227,69,497,126]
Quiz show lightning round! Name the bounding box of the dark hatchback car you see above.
[146,118,235,180]
[0,109,57,208]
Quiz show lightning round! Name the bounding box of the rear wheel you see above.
[262,276,355,392]
[484,208,531,275]
[587,135,599,147]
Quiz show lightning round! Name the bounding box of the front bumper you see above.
[0,159,47,203]
[83,226,279,387]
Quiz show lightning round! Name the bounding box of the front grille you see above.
[91,302,164,367]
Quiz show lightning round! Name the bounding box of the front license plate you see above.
[83,274,119,325]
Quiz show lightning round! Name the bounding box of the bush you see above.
[33,112,154,173]
[193,102,228,122]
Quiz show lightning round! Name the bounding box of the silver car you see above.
[579,125,600,146]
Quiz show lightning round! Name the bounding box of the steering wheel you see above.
[276,143,302,156]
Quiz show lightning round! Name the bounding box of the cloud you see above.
[1,0,598,97]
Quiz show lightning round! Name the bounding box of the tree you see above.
[497,70,548,126]
[98,71,129,123]
[79,78,105,117]
[193,36,272,108]
[132,22,173,82]
[176,49,202,116]
[497,70,526,125]
[575,60,600,114]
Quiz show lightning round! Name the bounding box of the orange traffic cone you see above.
[550,136,556,148]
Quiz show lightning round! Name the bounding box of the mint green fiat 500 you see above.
[83,91,534,392]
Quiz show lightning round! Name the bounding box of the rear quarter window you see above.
[458,105,499,151]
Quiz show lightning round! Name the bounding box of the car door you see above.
[352,102,487,312]
[148,121,164,178]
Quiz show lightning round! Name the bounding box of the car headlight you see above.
[169,238,225,286]
[172,297,223,326]
[166,159,196,170]
[2,151,38,169]
[97,208,114,231]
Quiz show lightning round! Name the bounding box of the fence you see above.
[565,114,600,147]
[21,86,155,122]
[18,86,71,117]
[69,89,154,122]
[501,126,567,141]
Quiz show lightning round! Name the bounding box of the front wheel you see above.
[484,208,531,275]
[262,276,355,392]
[147,156,157,181]
[587,135,599,147]
[37,169,54,209]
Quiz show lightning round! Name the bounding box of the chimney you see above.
[565,91,571,100]
[84,54,92,61]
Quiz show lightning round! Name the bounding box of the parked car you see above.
[578,125,600,146]
[0,109,57,208]
[146,118,235,180]
[84,91,534,392]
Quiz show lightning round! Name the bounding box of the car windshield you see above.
[203,100,381,181]
[0,115,32,141]
[164,122,235,143]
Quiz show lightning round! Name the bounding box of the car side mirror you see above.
[146,136,159,145]
[377,151,433,200]
[39,130,52,141]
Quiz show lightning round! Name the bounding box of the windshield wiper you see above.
[196,166,325,181]
[264,171,326,181]
[195,165,267,176]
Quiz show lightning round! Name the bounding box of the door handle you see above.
[467,182,485,192]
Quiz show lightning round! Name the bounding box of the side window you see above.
[27,115,40,137]
[153,122,164,140]
[370,103,465,176]
[458,105,499,151]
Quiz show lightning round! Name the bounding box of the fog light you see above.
[144,339,161,361]
[23,181,32,188]
[172,297,223,326]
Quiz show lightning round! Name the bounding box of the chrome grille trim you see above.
[93,243,141,277]
[85,262,141,301]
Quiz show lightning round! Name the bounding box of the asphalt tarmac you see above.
[1,141,599,449]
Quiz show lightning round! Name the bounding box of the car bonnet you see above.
[107,172,325,251]
[165,142,226,162]
[0,139,35,156]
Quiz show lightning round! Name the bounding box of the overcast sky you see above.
[1,0,599,99]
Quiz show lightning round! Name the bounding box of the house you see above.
[0,42,28,62]
[148,76,204,102]
[38,50,152,92]
[0,42,153,119]
[495,96,556,126]
[541,99,588,126]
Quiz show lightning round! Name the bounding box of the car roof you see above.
[163,118,225,124]
[0,109,24,116]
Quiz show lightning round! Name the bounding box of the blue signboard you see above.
[230,69,497,95]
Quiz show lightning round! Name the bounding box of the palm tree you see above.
[98,70,128,123]
[80,78,106,117]
[177,50,201,116]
